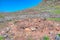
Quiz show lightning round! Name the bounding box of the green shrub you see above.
[0,36,4,40]
[57,34,60,37]
[43,36,50,40]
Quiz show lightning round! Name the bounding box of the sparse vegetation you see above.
[49,9,60,14]
[43,36,50,40]
[27,37,33,40]
[57,34,60,37]
[0,36,4,40]
[47,18,60,21]
[27,36,33,40]
[55,5,60,9]
[0,14,4,18]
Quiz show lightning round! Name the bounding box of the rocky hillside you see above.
[0,18,60,40]
[0,0,60,40]
[0,0,60,29]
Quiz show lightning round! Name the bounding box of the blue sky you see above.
[0,0,42,12]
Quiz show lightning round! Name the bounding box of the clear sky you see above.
[0,0,42,12]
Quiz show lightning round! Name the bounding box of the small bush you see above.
[0,36,4,40]
[43,36,50,40]
[57,34,60,37]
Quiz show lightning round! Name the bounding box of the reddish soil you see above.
[7,18,60,40]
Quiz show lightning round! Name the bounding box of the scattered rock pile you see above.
[0,18,60,40]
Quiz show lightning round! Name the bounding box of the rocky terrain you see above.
[0,0,60,40]
[0,18,60,40]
